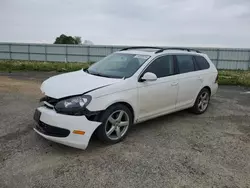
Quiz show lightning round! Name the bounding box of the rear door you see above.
[175,54,203,109]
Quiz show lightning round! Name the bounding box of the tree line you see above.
[54,34,93,45]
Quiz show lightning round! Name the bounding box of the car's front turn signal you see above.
[73,130,85,135]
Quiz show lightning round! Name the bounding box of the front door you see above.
[137,55,179,121]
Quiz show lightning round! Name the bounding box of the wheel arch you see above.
[105,101,135,123]
[191,85,211,114]
[202,86,211,95]
[192,85,211,106]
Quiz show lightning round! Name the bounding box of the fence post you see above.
[45,45,47,62]
[248,50,250,70]
[65,45,68,63]
[28,44,30,61]
[87,46,90,62]
[9,43,12,60]
[216,49,220,68]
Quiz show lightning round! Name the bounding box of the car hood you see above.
[41,70,122,99]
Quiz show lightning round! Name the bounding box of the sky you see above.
[1,0,250,47]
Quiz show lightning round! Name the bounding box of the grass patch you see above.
[218,70,250,87]
[0,60,90,72]
[0,60,250,87]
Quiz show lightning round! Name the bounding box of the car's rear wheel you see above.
[96,104,132,144]
[191,88,210,114]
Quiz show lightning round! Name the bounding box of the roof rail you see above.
[155,48,201,54]
[119,46,201,54]
[120,46,164,51]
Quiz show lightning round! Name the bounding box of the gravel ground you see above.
[0,72,250,188]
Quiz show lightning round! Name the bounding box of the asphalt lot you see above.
[0,72,250,188]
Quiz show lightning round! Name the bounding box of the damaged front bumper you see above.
[33,106,102,150]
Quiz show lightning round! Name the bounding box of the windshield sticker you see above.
[134,55,150,59]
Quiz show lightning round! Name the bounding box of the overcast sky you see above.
[1,0,250,47]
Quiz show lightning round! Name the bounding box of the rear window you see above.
[194,56,210,70]
[176,55,195,74]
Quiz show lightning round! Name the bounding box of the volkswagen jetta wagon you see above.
[34,47,218,149]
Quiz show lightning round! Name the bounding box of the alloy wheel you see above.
[105,110,130,140]
[198,92,209,112]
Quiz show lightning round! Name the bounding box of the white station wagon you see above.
[34,47,218,149]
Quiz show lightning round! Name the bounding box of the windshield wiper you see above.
[95,73,115,78]
[88,71,108,78]
[84,69,103,77]
[85,69,122,79]
[83,68,89,73]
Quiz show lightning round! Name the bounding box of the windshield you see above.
[86,53,150,78]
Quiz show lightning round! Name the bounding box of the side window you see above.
[176,55,195,74]
[144,55,174,78]
[194,56,210,70]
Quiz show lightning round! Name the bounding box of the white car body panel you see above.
[34,106,101,149]
[175,71,204,109]
[87,80,138,117]
[41,70,122,99]
[137,74,179,121]
[34,49,218,150]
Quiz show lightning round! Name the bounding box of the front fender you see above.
[87,88,138,121]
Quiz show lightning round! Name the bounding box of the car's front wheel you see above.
[191,88,210,114]
[96,104,132,144]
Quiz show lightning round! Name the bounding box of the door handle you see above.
[171,82,178,86]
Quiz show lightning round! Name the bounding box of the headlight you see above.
[55,95,92,115]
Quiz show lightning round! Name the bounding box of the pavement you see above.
[0,72,250,188]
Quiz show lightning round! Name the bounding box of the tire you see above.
[96,104,133,144]
[191,88,210,114]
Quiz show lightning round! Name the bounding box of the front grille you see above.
[36,121,70,137]
[34,109,41,122]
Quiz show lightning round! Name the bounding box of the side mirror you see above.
[140,72,157,82]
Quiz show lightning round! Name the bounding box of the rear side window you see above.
[194,56,210,70]
[176,55,195,74]
[144,55,174,78]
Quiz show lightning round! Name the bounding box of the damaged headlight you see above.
[55,95,92,115]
